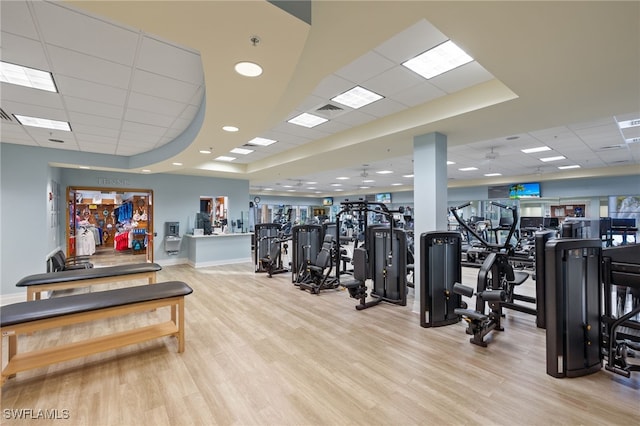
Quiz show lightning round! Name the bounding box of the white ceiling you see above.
[1,1,638,197]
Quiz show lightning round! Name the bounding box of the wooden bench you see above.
[16,262,162,301]
[1,281,193,385]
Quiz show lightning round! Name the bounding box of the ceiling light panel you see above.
[246,137,277,146]
[234,62,262,77]
[558,165,581,169]
[14,114,71,131]
[288,112,328,128]
[230,148,254,155]
[0,61,57,92]
[331,86,384,109]
[617,118,640,129]
[540,155,566,162]
[459,167,478,171]
[402,40,473,79]
[215,156,236,162]
[521,146,551,154]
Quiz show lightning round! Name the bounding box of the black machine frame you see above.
[291,224,323,283]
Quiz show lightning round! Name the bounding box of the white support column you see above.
[412,132,448,313]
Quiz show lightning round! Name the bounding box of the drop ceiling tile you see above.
[127,91,189,118]
[33,1,139,66]
[55,75,128,107]
[124,108,178,128]
[334,51,396,84]
[121,121,168,138]
[131,70,201,104]
[72,124,119,139]
[137,36,203,83]
[428,61,494,94]
[359,97,408,118]
[392,81,445,107]
[315,120,351,135]
[47,44,133,89]
[77,141,117,155]
[363,65,425,98]
[64,96,124,119]
[68,111,122,130]
[0,32,50,71]
[118,131,161,145]
[332,109,377,127]
[0,1,39,39]
[4,100,67,122]
[375,19,448,63]
[75,133,118,146]
[1,86,65,110]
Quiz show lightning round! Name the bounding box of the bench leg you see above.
[27,288,38,302]
[177,299,185,353]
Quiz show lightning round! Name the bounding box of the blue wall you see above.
[1,143,248,298]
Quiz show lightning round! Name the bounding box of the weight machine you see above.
[450,201,530,346]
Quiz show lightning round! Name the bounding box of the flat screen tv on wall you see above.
[375,193,392,204]
[509,182,541,199]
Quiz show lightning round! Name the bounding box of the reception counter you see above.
[184,233,253,268]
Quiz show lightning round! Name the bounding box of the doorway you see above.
[67,186,154,265]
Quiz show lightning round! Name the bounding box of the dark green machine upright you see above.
[545,239,602,378]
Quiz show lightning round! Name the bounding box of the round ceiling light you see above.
[235,61,263,77]
[222,125,239,132]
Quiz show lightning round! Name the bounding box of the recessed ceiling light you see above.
[246,137,277,146]
[0,61,57,92]
[230,147,254,155]
[234,61,262,77]
[199,149,211,154]
[330,183,342,187]
[376,170,393,174]
[287,189,296,192]
[447,161,455,165]
[484,173,502,177]
[402,40,473,79]
[282,185,293,188]
[617,118,640,129]
[363,179,375,183]
[359,186,371,189]
[391,183,403,186]
[558,165,581,170]
[307,187,316,190]
[335,189,344,192]
[314,191,322,194]
[79,166,90,170]
[402,174,414,178]
[172,162,183,166]
[215,156,236,162]
[14,114,70,131]
[521,146,551,154]
[222,125,239,132]
[264,188,273,191]
[540,155,566,162]
[459,167,478,171]
[306,181,318,185]
[331,86,384,109]
[626,137,640,144]
[288,112,328,128]
[141,169,151,173]
[336,176,350,180]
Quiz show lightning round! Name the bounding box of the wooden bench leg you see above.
[177,299,185,353]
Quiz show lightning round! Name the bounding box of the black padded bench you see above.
[16,262,162,301]
[1,281,193,385]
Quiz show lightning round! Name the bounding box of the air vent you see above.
[0,108,12,121]
[48,138,65,143]
[316,103,343,112]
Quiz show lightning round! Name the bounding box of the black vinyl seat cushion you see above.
[1,281,192,327]
[16,263,162,287]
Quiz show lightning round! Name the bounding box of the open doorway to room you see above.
[67,187,154,266]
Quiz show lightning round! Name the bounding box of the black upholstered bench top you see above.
[2,281,192,327]
[16,263,162,287]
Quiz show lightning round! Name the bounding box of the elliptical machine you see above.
[449,201,528,346]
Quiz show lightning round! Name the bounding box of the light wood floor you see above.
[1,262,638,425]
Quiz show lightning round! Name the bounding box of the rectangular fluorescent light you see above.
[447,161,455,165]
[626,137,640,144]
[331,86,383,109]
[617,118,640,129]
[402,40,473,79]
[484,173,502,177]
[558,165,581,170]
[287,112,328,128]
[376,170,393,174]
[459,167,478,171]
[0,61,57,92]
[246,137,277,146]
[14,114,71,131]
[215,156,236,162]
[230,147,254,155]
[521,146,551,154]
[540,155,566,162]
